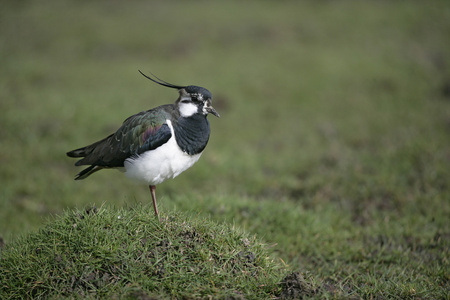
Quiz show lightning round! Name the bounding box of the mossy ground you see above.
[0,206,283,299]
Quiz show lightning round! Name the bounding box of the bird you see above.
[67,70,219,219]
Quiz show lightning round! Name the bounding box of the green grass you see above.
[1,206,282,298]
[1,0,449,298]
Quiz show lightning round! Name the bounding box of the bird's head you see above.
[138,70,220,118]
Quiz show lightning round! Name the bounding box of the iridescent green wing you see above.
[74,105,173,167]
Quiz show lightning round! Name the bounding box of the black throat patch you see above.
[173,114,211,155]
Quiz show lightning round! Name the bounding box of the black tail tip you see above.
[67,148,85,158]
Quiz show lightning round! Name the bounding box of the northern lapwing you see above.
[67,71,219,219]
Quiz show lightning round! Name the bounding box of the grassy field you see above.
[1,0,449,298]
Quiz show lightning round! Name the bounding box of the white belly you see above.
[123,120,202,185]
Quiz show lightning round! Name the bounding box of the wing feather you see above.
[68,105,174,168]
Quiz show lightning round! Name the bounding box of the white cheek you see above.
[202,103,210,115]
[179,102,198,117]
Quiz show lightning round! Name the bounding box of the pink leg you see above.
[149,185,159,219]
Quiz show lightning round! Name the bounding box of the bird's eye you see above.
[191,94,203,102]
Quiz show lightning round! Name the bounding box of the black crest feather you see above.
[138,70,186,90]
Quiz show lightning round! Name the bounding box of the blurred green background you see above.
[1,1,449,297]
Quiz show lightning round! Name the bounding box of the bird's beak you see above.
[205,100,220,117]
[208,106,220,118]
